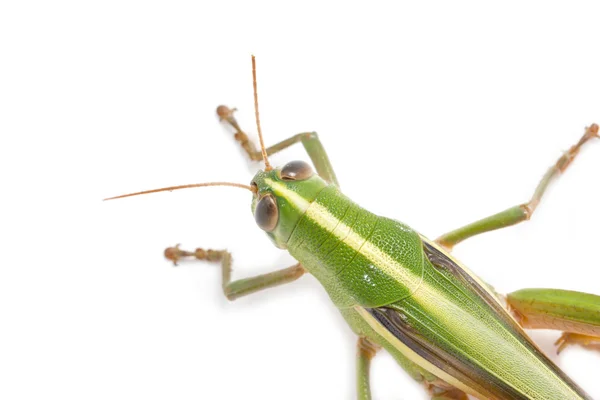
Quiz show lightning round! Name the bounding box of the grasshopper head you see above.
[251,161,328,249]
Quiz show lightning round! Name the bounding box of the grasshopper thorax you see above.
[251,161,329,249]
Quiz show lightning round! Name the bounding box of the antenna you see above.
[251,55,272,171]
[104,182,256,201]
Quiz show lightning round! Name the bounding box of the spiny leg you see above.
[435,124,599,250]
[216,105,339,186]
[506,288,600,354]
[165,245,305,301]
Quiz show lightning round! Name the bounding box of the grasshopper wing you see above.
[362,240,591,400]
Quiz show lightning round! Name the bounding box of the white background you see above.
[1,1,600,399]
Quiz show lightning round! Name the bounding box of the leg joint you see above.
[518,203,533,220]
[357,337,380,359]
[223,288,237,301]
[295,131,318,141]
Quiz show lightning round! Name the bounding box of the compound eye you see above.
[254,194,279,232]
[281,160,313,181]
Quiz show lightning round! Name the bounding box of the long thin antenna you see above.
[104,182,256,201]
[251,55,272,171]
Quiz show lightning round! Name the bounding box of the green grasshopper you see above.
[107,56,600,399]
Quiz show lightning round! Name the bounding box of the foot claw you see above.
[216,105,237,122]
[164,244,183,265]
[588,123,599,138]
[215,105,262,161]
[164,245,221,265]
[555,332,600,354]
[555,333,569,354]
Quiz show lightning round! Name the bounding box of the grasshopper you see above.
[107,56,600,399]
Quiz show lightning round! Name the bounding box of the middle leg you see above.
[435,124,598,250]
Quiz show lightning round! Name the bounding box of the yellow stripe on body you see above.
[267,179,583,399]
[359,258,583,398]
[419,241,582,398]
[266,178,422,296]
[355,306,489,399]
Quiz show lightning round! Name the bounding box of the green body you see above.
[111,76,599,399]
[252,169,592,400]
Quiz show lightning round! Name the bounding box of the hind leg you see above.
[507,288,600,354]
[555,333,600,354]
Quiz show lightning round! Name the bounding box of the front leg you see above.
[165,245,305,300]
[216,105,339,186]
